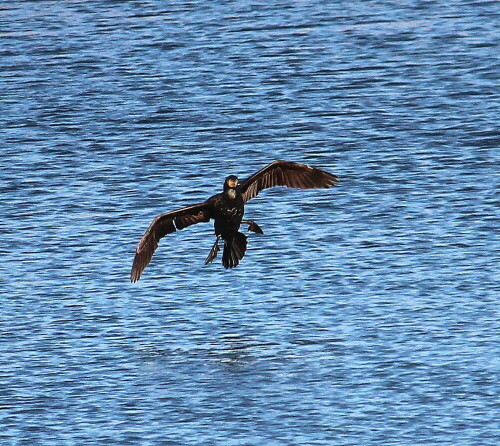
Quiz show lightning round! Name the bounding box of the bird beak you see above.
[227,178,238,188]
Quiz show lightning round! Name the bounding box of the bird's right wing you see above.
[131,202,210,282]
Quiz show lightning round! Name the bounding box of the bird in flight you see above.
[131,160,339,282]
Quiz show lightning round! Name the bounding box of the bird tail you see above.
[222,232,247,269]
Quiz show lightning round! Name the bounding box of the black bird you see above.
[131,160,339,282]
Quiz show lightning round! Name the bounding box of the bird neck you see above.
[225,188,237,200]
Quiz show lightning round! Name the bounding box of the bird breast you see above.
[224,206,243,217]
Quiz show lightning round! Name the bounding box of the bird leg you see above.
[205,236,221,264]
[242,220,264,234]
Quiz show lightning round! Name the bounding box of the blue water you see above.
[1,1,499,444]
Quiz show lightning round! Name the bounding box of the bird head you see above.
[224,175,239,189]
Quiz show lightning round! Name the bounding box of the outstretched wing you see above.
[131,203,210,282]
[239,160,339,202]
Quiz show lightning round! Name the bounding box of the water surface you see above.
[1,1,498,445]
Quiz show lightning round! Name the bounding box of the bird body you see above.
[200,181,248,269]
[131,160,339,282]
[210,185,245,236]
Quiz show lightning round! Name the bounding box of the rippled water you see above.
[1,1,499,445]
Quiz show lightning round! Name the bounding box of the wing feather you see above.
[240,160,339,202]
[131,203,210,282]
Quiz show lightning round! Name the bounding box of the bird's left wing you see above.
[131,202,210,282]
[239,160,339,203]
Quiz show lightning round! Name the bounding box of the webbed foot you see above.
[205,236,221,264]
[242,220,264,234]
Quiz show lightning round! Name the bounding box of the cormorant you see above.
[131,160,339,282]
